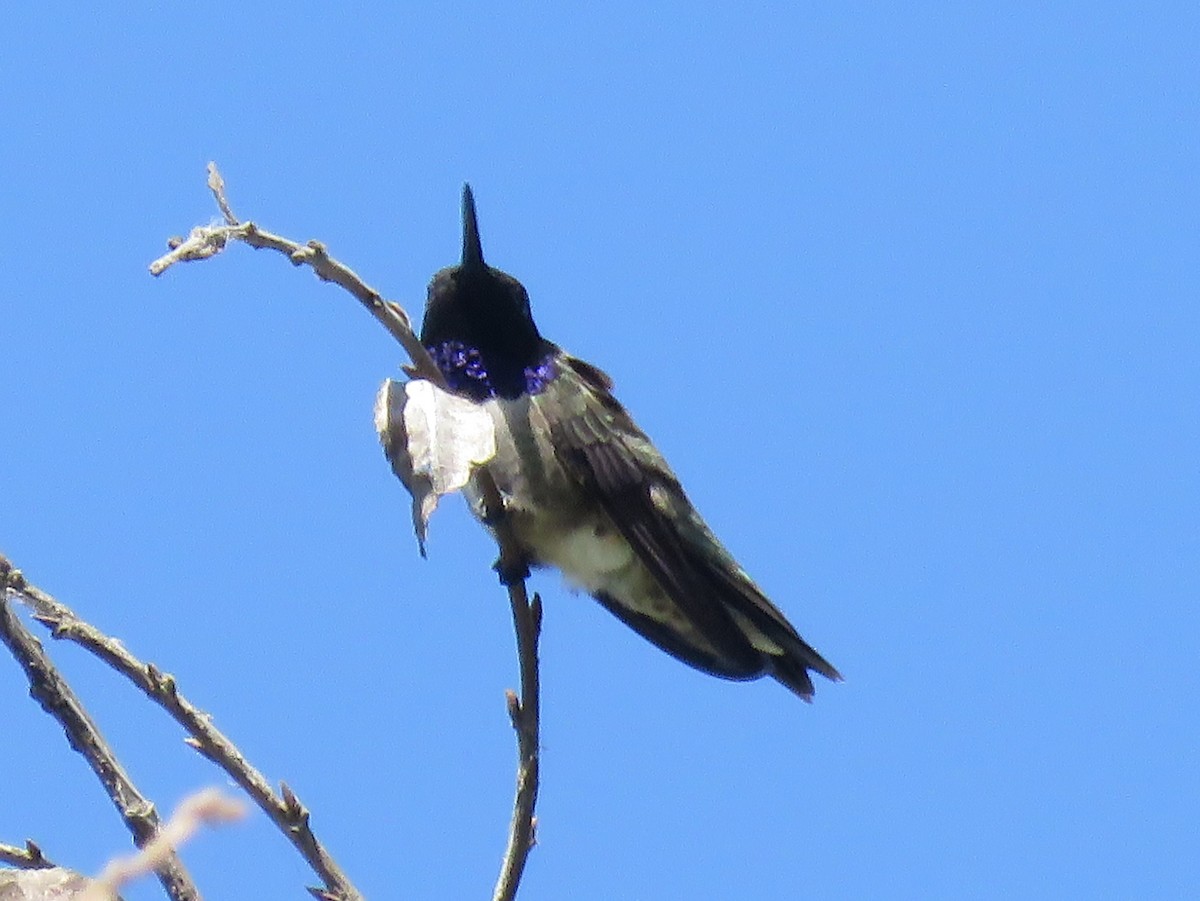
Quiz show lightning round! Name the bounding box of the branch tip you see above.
[280,782,310,825]
[206,162,238,225]
[531,593,544,634]
[2,550,364,900]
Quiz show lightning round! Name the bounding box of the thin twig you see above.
[0,559,200,901]
[0,840,54,870]
[0,553,364,901]
[150,163,543,900]
[474,471,542,901]
[150,162,444,387]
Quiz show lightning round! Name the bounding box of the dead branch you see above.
[149,163,543,899]
[0,558,200,901]
[1,553,364,901]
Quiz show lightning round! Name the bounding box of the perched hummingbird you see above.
[407,185,840,700]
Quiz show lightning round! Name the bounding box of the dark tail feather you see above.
[770,641,843,702]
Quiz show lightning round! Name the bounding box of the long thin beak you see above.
[461,183,485,271]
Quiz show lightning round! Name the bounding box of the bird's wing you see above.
[551,357,841,694]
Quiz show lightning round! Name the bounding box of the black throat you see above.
[419,185,557,401]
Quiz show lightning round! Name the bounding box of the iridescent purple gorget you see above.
[428,340,558,402]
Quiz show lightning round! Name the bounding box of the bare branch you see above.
[0,840,53,871]
[206,163,237,226]
[0,791,242,901]
[149,162,444,386]
[149,165,544,899]
[0,553,365,901]
[0,558,201,901]
[474,470,542,901]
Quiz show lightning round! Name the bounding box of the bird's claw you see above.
[494,556,531,586]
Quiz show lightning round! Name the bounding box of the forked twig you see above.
[150,163,443,387]
[150,164,543,898]
[0,558,200,901]
[1,553,364,901]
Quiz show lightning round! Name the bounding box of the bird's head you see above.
[420,186,552,400]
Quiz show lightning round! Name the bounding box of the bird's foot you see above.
[494,555,531,587]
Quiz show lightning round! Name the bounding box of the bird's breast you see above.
[467,391,637,592]
[520,511,637,593]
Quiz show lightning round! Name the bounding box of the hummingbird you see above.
[406,185,840,700]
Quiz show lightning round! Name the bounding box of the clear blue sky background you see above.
[3,4,1196,899]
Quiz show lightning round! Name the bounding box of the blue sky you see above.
[3,4,1197,899]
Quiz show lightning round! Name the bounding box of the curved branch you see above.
[0,554,363,901]
[149,163,445,387]
[0,559,200,901]
[149,164,543,900]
